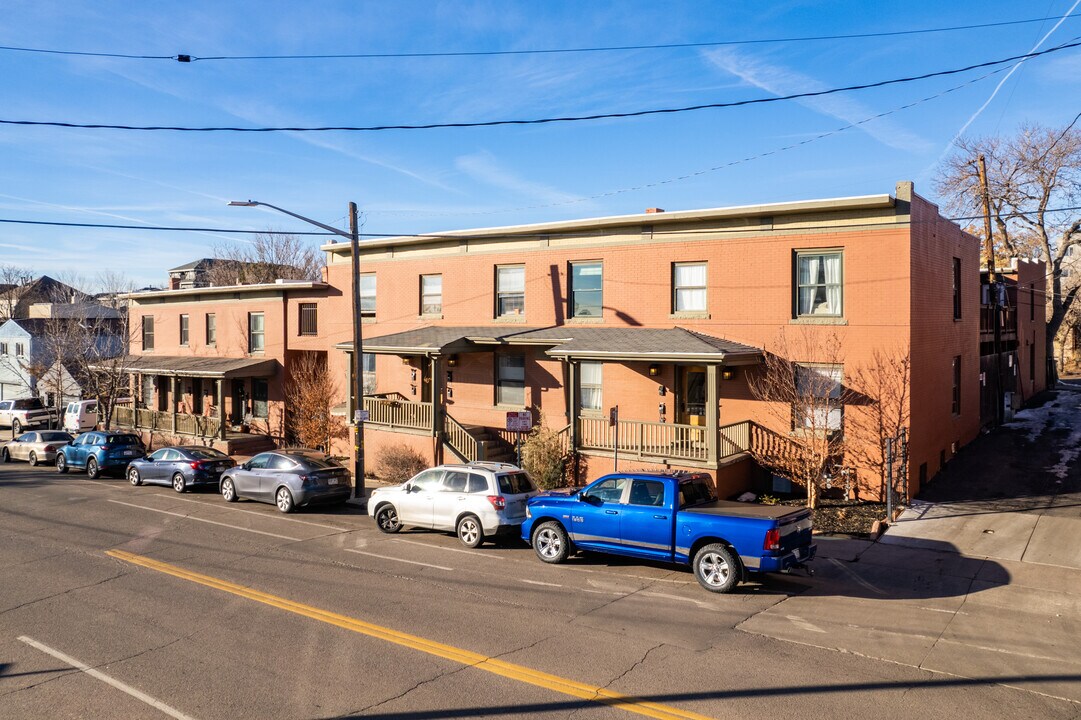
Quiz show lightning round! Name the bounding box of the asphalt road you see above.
[1,463,1077,719]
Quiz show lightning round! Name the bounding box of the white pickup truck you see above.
[0,398,59,435]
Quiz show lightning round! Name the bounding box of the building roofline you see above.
[322,192,897,253]
[123,280,327,301]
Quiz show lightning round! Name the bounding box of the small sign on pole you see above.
[506,411,532,467]
[354,409,369,424]
[609,405,619,471]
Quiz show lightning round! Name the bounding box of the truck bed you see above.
[682,501,808,521]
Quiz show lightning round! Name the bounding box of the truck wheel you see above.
[532,521,572,564]
[12,419,21,435]
[693,543,740,593]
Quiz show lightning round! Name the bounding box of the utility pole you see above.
[978,155,1004,425]
[350,202,366,499]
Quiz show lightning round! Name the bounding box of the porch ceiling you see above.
[105,355,279,378]
[337,326,539,355]
[514,327,763,364]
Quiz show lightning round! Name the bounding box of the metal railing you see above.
[363,396,432,430]
[444,415,482,462]
[578,417,710,462]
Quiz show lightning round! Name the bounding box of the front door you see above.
[231,380,245,424]
[191,378,203,415]
[678,366,706,426]
[420,361,432,403]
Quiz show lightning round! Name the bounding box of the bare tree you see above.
[936,122,1081,377]
[284,351,345,451]
[208,232,323,286]
[842,346,912,502]
[0,264,32,320]
[747,329,846,509]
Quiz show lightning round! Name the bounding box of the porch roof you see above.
[337,326,539,355]
[106,355,279,378]
[513,327,763,364]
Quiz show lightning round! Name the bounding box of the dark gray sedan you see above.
[127,446,236,493]
[219,449,352,512]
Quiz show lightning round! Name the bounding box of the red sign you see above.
[506,411,532,433]
[609,405,619,427]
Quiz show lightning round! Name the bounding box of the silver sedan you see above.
[1,431,74,466]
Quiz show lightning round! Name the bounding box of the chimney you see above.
[169,277,180,290]
[645,207,665,214]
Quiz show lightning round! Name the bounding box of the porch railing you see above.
[363,395,431,430]
[444,415,482,462]
[578,417,710,463]
[112,404,220,438]
[719,420,752,458]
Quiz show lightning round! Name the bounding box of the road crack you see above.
[0,570,130,619]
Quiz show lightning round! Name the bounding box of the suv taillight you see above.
[764,528,781,552]
[486,495,506,511]
[101,445,112,452]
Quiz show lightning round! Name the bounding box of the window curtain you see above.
[675,264,707,311]
[580,361,602,410]
[824,254,842,314]
[798,255,820,315]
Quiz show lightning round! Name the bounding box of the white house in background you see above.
[0,319,42,400]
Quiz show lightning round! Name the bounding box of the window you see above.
[673,262,707,313]
[420,275,442,316]
[248,312,265,353]
[586,477,629,503]
[465,473,488,493]
[496,354,525,406]
[442,471,469,493]
[179,314,189,346]
[952,356,961,415]
[796,251,843,317]
[15,343,24,356]
[206,313,216,346]
[247,453,272,470]
[410,469,444,491]
[496,265,525,317]
[497,472,536,494]
[299,303,318,336]
[570,261,603,318]
[795,364,843,432]
[252,377,269,418]
[360,274,376,318]
[0,343,7,354]
[580,361,602,411]
[628,479,665,507]
[142,316,155,350]
[362,353,376,395]
[952,258,962,320]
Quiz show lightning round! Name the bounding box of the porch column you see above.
[706,364,719,465]
[567,360,579,449]
[430,355,444,464]
[217,378,226,440]
[169,376,177,434]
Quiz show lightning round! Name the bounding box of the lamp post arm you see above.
[236,201,352,240]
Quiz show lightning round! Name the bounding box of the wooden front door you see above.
[678,366,706,426]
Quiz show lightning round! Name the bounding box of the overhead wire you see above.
[2,39,1079,133]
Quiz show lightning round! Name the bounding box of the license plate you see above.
[216,464,226,471]
[328,477,340,485]
[123,450,135,456]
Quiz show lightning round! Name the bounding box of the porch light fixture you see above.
[401,356,411,365]
[722,368,736,381]
[447,355,458,367]
[648,364,660,377]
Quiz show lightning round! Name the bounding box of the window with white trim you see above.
[420,274,442,316]
[248,312,265,353]
[496,265,525,317]
[360,274,376,318]
[673,262,707,313]
[580,361,602,411]
[570,261,603,318]
[796,251,843,317]
[496,354,525,406]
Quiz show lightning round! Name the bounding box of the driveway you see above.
[739,385,1081,706]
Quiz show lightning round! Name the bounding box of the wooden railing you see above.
[719,420,752,458]
[363,396,431,430]
[112,405,220,438]
[578,417,710,462]
[444,415,482,462]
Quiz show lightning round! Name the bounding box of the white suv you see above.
[368,462,539,547]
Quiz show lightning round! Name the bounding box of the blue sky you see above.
[2,1,1080,289]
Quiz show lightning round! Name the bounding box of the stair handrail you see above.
[444,414,483,462]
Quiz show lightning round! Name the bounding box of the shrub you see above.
[375,443,427,484]
[521,421,567,490]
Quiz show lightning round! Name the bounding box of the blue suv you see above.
[56,431,145,479]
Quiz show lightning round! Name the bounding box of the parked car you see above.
[219,449,352,513]
[521,471,816,593]
[63,399,99,433]
[368,462,539,547]
[0,398,58,434]
[0,430,74,466]
[126,446,236,493]
[55,431,145,479]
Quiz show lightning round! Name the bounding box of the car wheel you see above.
[56,453,68,474]
[221,477,238,502]
[86,457,100,480]
[532,521,571,564]
[12,419,21,435]
[128,467,142,486]
[275,486,295,513]
[1,448,8,463]
[28,451,38,467]
[172,473,186,493]
[693,543,740,594]
[374,504,402,533]
[456,514,483,548]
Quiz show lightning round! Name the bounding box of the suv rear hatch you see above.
[496,471,538,520]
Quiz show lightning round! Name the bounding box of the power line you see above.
[3,39,1079,133]
[0,218,335,236]
[3,15,1079,62]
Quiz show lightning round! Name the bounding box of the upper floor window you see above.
[796,251,842,317]
[952,258,962,320]
[570,261,603,318]
[299,303,318,336]
[142,316,155,351]
[580,361,602,411]
[496,265,525,317]
[496,354,525,406]
[206,313,216,346]
[14,342,24,357]
[360,274,376,318]
[248,312,265,353]
[179,314,189,346]
[0,343,8,355]
[795,364,843,432]
[420,274,442,316]
[673,262,707,313]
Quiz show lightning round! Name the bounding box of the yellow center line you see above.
[107,549,714,720]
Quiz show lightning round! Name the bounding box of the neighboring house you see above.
[0,276,87,320]
[167,258,299,290]
[322,181,982,499]
[0,320,37,400]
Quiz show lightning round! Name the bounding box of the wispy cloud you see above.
[455,152,583,205]
[704,48,932,153]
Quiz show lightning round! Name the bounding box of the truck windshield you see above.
[678,478,717,508]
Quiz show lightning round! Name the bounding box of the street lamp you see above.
[228,200,366,501]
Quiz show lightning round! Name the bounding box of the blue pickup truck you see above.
[522,471,815,593]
